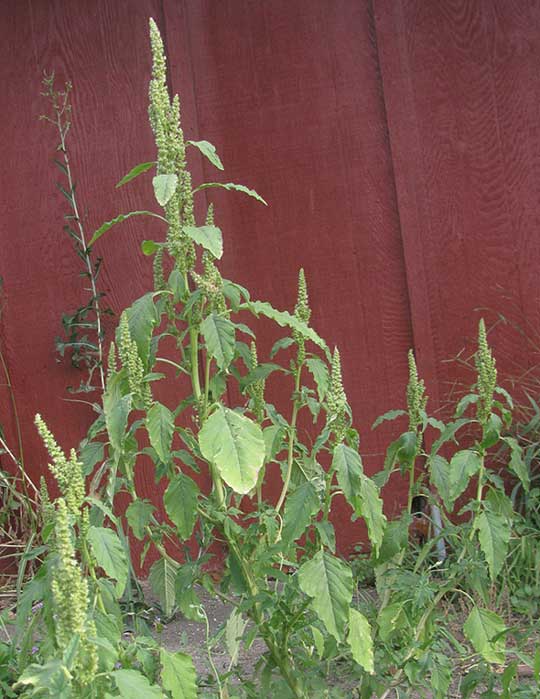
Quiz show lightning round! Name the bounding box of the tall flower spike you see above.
[475,319,497,424]
[327,348,348,443]
[107,341,117,380]
[294,268,311,365]
[118,312,152,409]
[406,349,427,433]
[249,341,266,422]
[52,498,98,684]
[35,414,85,515]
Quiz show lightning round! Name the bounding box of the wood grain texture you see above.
[374,0,540,413]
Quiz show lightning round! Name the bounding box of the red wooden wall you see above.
[1,0,539,558]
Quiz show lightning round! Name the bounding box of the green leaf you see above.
[305,356,329,401]
[182,224,223,259]
[149,557,179,617]
[455,393,479,418]
[141,239,160,255]
[126,499,155,540]
[200,314,236,371]
[187,140,224,170]
[153,173,178,206]
[194,181,267,205]
[87,526,128,595]
[357,475,386,555]
[502,436,529,492]
[160,649,197,699]
[430,418,469,456]
[263,425,285,462]
[113,669,164,698]
[298,550,353,642]
[348,608,374,674]
[241,300,327,351]
[270,336,295,358]
[103,386,131,455]
[463,607,506,664]
[371,409,407,430]
[199,406,265,494]
[90,211,166,246]
[225,609,247,667]
[474,510,510,581]
[146,402,175,463]
[282,481,320,544]
[164,473,199,541]
[116,161,155,187]
[14,660,72,696]
[375,431,417,488]
[125,293,158,364]
[429,455,452,510]
[448,450,482,504]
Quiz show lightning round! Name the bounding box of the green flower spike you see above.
[249,341,266,422]
[293,268,311,365]
[475,318,497,424]
[107,341,118,380]
[52,498,98,685]
[406,349,427,433]
[327,347,348,444]
[118,312,152,409]
[35,414,85,515]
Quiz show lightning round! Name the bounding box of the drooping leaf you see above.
[149,557,179,617]
[116,161,156,187]
[124,293,158,365]
[263,425,285,462]
[13,660,72,696]
[357,475,386,555]
[200,314,236,371]
[502,436,529,492]
[187,139,224,170]
[371,409,407,430]
[199,406,265,494]
[282,481,320,544]
[474,510,510,581]
[126,499,155,540]
[113,669,164,698]
[87,526,128,595]
[454,394,479,418]
[146,402,175,463]
[160,649,197,699]
[430,418,470,456]
[429,455,452,510]
[241,300,327,351]
[374,431,417,488]
[298,550,353,642]
[225,609,248,667]
[305,356,329,401]
[103,386,131,455]
[153,173,178,206]
[193,181,267,205]
[182,224,223,259]
[89,211,166,247]
[141,239,160,255]
[463,606,506,664]
[448,450,482,504]
[164,473,199,541]
[348,608,374,674]
[270,336,295,358]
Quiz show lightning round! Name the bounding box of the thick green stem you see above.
[275,366,302,513]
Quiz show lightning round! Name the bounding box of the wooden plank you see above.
[374,0,540,413]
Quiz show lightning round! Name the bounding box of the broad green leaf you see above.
[200,314,236,371]
[240,363,284,389]
[103,386,131,455]
[430,418,469,456]
[305,356,329,401]
[14,660,71,696]
[377,602,406,642]
[146,402,175,463]
[175,563,204,621]
[126,499,155,540]
[194,181,267,205]
[463,606,506,664]
[263,424,284,462]
[125,293,158,364]
[375,517,409,563]
[298,550,353,642]
[502,436,529,492]
[429,455,452,510]
[474,510,510,581]
[160,649,197,699]
[241,300,327,351]
[357,475,386,554]
[282,481,320,544]
[431,658,452,699]
[311,626,325,658]
[315,520,336,552]
[113,669,164,698]
[348,608,374,673]
[89,211,166,246]
[375,431,417,488]
[455,393,479,418]
[87,526,128,595]
[198,406,265,494]
[187,139,224,170]
[164,473,199,541]
[270,336,295,358]
[142,239,160,255]
[149,557,179,617]
[116,161,155,187]
[371,409,407,430]
[448,450,482,504]
[225,609,247,667]
[153,173,178,206]
[183,224,223,259]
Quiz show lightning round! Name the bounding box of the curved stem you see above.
[275,366,302,513]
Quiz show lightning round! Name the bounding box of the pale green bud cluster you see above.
[192,252,226,316]
[293,268,311,365]
[475,319,497,424]
[206,203,215,226]
[39,476,55,527]
[153,245,166,291]
[248,341,265,422]
[149,18,195,275]
[107,341,118,380]
[327,348,348,443]
[35,414,85,515]
[406,350,427,433]
[118,313,152,409]
[52,498,97,685]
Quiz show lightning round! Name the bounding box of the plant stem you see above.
[275,366,302,513]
